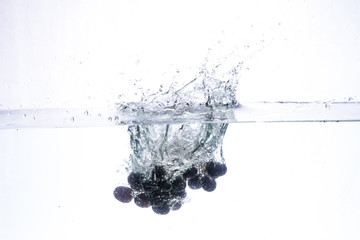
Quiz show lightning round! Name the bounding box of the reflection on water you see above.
[114,123,228,214]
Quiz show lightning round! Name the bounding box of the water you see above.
[1,45,360,215]
[2,122,360,238]
[1,61,360,229]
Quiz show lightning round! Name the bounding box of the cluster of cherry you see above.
[113,161,227,215]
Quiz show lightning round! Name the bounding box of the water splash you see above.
[113,49,242,214]
[116,47,242,119]
[127,123,228,177]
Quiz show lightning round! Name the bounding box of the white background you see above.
[1,1,360,240]
[1,0,360,108]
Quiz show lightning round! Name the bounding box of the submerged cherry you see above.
[114,186,133,203]
[127,172,144,190]
[171,176,186,192]
[206,161,227,178]
[134,193,151,208]
[150,190,171,207]
[157,179,172,191]
[188,175,202,189]
[172,202,182,211]
[152,203,170,215]
[152,165,167,180]
[201,176,217,192]
[183,166,198,179]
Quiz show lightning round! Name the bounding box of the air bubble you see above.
[108,117,112,121]
[70,117,75,122]
[84,110,89,116]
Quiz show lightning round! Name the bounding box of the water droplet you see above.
[84,110,89,116]
[70,117,75,122]
[23,114,26,118]
[114,116,119,121]
[33,116,36,120]
[108,117,112,122]
[98,113,102,117]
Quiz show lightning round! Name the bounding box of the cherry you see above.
[114,186,133,203]
[201,176,216,192]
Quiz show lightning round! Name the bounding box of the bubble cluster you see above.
[114,160,227,215]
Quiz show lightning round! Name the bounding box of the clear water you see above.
[2,122,360,238]
[1,43,360,216]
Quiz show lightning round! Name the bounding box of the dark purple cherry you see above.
[150,190,171,207]
[172,202,182,211]
[127,172,143,190]
[188,175,202,190]
[183,166,198,179]
[152,165,166,180]
[206,162,227,178]
[114,186,133,203]
[171,189,187,199]
[143,180,157,192]
[201,176,217,192]
[171,176,186,192]
[158,180,171,191]
[134,193,151,208]
[152,203,170,215]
